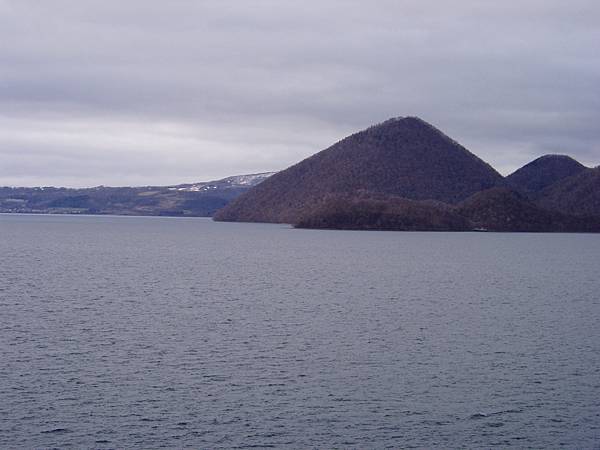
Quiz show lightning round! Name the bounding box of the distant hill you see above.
[215,117,502,223]
[0,172,275,217]
[504,155,600,218]
[506,155,587,193]
[170,172,276,193]
[535,168,600,217]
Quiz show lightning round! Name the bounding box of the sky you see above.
[1,0,599,187]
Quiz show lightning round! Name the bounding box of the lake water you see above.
[1,214,599,449]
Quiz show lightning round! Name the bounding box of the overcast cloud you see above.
[1,0,599,187]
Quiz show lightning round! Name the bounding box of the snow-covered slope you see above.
[170,172,276,192]
[219,172,277,187]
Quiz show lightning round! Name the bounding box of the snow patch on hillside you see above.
[170,172,276,192]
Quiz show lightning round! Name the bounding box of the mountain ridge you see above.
[0,172,275,216]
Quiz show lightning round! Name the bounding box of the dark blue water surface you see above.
[1,214,599,449]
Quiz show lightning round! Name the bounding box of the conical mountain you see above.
[506,154,587,193]
[214,117,502,223]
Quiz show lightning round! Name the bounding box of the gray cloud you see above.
[1,0,599,186]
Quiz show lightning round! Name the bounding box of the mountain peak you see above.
[506,154,587,192]
[377,115,426,124]
[536,154,583,163]
[369,116,435,131]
